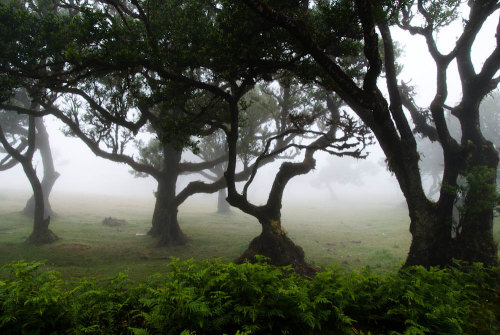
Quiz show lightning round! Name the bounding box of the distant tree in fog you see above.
[0,90,59,217]
[196,130,231,214]
[0,89,58,244]
[310,157,380,199]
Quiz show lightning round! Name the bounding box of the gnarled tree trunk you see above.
[23,118,59,218]
[236,215,318,277]
[149,143,189,247]
[0,115,58,244]
[226,93,351,277]
[404,198,453,267]
[23,152,58,244]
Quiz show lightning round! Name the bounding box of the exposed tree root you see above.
[26,229,59,245]
[236,232,319,278]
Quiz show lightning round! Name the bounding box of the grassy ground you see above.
[0,189,498,281]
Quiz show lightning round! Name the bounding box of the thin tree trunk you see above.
[23,118,59,218]
[216,187,231,214]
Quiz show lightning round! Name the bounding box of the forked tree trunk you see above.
[226,93,342,277]
[236,216,318,277]
[23,161,58,244]
[148,144,189,247]
[379,131,456,268]
[21,119,59,244]
[23,118,59,218]
[0,114,58,245]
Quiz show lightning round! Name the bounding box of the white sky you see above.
[1,5,498,207]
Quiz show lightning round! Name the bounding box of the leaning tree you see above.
[0,90,59,217]
[0,0,62,244]
[223,78,372,275]
[242,0,500,266]
[0,94,58,244]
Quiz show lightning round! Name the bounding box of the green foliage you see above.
[446,166,500,225]
[0,260,498,335]
[69,272,141,334]
[399,0,462,30]
[0,261,73,335]
[136,257,321,334]
[460,166,500,216]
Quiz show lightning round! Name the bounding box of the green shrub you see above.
[70,272,143,334]
[0,261,73,335]
[136,257,328,335]
[0,259,498,335]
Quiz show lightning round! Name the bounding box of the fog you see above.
[1,8,497,211]
[0,114,405,209]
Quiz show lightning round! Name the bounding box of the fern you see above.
[0,260,498,334]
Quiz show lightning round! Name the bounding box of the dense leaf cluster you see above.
[0,259,498,334]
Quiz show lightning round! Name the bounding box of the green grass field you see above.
[0,189,498,281]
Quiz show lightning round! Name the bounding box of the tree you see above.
[0,0,61,219]
[1,90,59,217]
[242,0,500,266]
[0,93,58,244]
[221,76,371,275]
[194,131,231,214]
[48,74,232,247]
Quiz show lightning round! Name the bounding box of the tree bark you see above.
[404,199,453,267]
[23,118,59,218]
[236,216,318,277]
[149,143,189,247]
[22,147,58,244]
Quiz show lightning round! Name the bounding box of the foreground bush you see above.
[0,259,498,334]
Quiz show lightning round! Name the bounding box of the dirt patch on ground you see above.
[54,243,91,250]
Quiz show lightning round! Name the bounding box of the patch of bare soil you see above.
[54,243,91,250]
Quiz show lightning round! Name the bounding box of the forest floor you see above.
[0,189,498,281]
